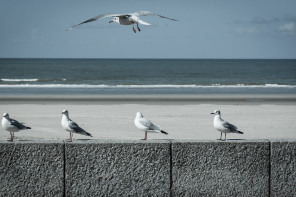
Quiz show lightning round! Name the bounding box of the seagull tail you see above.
[138,19,151,25]
[237,130,243,134]
[26,127,31,129]
[160,130,168,135]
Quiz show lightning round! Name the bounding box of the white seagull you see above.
[134,112,168,140]
[67,11,177,33]
[211,110,243,141]
[1,113,31,142]
[61,110,92,142]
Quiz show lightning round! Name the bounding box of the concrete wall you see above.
[172,140,270,196]
[0,139,295,197]
[65,140,170,196]
[270,139,296,197]
[0,141,64,196]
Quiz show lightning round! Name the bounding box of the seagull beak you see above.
[210,113,215,115]
[109,20,114,23]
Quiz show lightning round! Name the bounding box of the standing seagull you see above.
[211,110,243,141]
[134,112,168,140]
[61,110,92,142]
[1,113,31,142]
[67,11,177,33]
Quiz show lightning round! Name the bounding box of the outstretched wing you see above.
[223,121,238,132]
[10,119,27,130]
[67,13,121,30]
[131,11,178,21]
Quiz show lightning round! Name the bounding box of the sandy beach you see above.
[0,94,295,141]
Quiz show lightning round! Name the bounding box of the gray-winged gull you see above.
[1,112,31,142]
[134,112,168,140]
[61,110,93,142]
[67,11,177,33]
[211,110,243,141]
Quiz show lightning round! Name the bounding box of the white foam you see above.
[264,84,292,87]
[116,84,197,88]
[1,78,38,82]
[209,84,295,88]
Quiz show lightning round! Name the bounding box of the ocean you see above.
[0,58,295,95]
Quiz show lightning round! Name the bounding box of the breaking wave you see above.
[1,78,39,82]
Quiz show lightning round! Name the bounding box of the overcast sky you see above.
[1,0,296,59]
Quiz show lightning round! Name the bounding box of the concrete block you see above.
[172,140,270,196]
[65,140,170,196]
[0,141,64,196]
[271,139,296,197]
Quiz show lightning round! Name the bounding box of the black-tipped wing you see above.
[131,11,178,21]
[149,123,161,131]
[69,120,84,133]
[67,13,121,30]
[10,119,28,130]
[161,130,168,135]
[67,11,177,30]
[223,121,238,132]
[68,120,92,136]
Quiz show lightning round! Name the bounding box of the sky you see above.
[0,0,296,59]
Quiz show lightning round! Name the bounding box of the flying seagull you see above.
[1,112,31,142]
[61,110,92,142]
[67,11,177,33]
[211,110,243,141]
[134,112,168,140]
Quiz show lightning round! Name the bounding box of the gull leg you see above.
[220,132,222,140]
[68,133,72,142]
[141,132,147,140]
[224,133,227,141]
[137,23,141,32]
[8,132,13,142]
[132,24,136,33]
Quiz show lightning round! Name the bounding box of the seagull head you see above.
[135,112,143,119]
[62,110,69,115]
[211,110,221,115]
[109,17,120,24]
[3,112,9,118]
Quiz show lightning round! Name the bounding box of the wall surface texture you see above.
[0,139,295,197]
